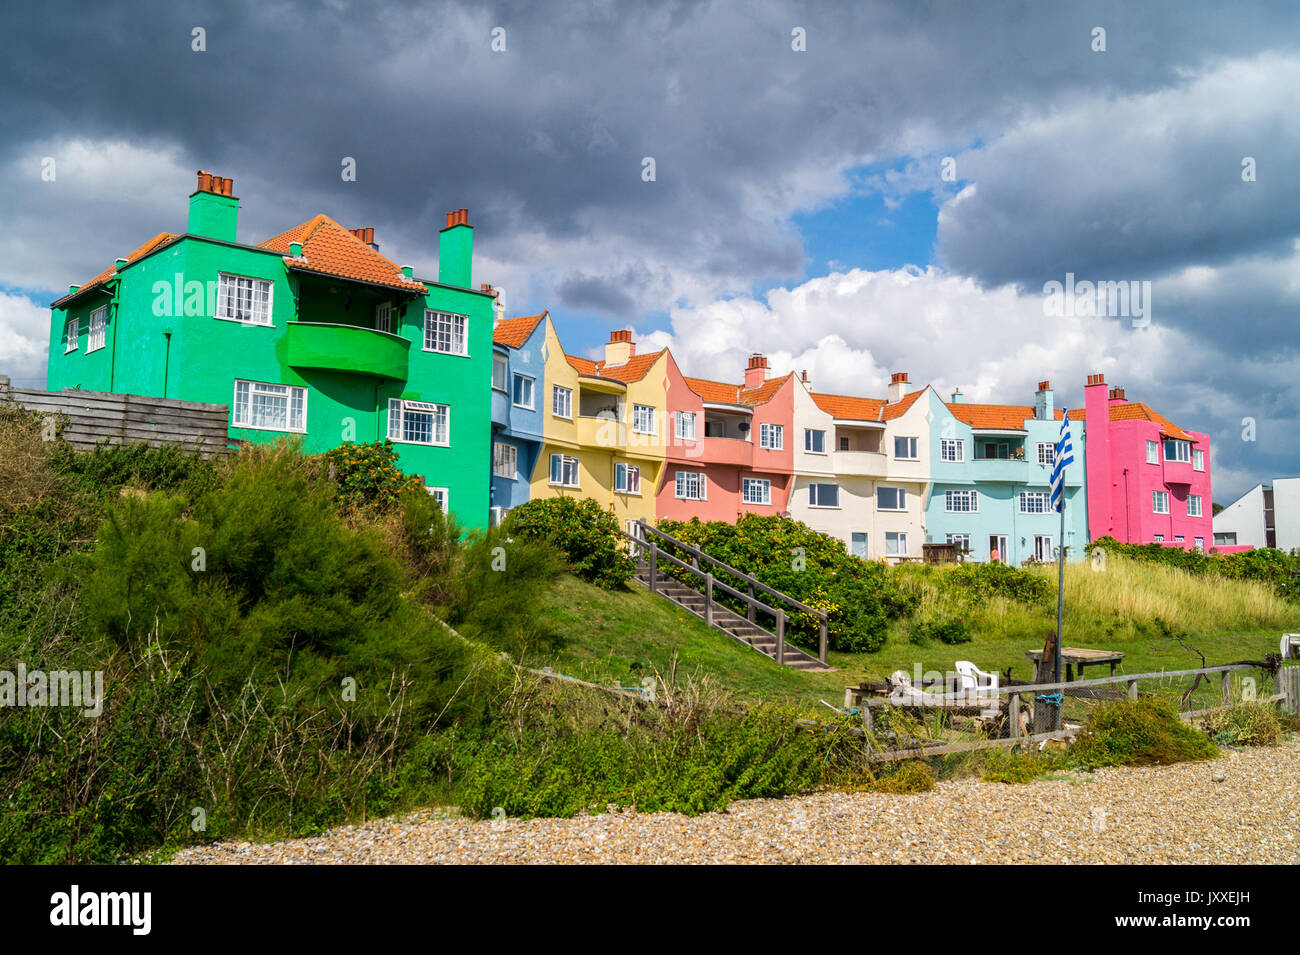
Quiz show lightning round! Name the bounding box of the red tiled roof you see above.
[565,353,602,376]
[1103,402,1195,441]
[811,392,886,421]
[494,312,546,348]
[946,402,1070,430]
[685,377,742,404]
[880,388,926,421]
[595,349,664,383]
[52,232,181,308]
[740,373,792,406]
[259,214,426,293]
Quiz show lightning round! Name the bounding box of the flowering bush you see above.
[505,496,634,588]
[323,440,423,514]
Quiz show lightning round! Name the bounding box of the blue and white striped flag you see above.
[1050,409,1075,512]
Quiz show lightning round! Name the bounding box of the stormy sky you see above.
[1,0,1297,502]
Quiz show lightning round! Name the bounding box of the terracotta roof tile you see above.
[811,392,886,420]
[52,232,181,308]
[594,349,664,383]
[494,312,546,348]
[565,353,602,376]
[685,377,742,404]
[740,373,792,406]
[1101,402,1195,441]
[880,388,926,421]
[259,214,426,293]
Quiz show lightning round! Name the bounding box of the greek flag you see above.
[1050,409,1075,512]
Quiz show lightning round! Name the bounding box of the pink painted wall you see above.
[1084,377,1214,550]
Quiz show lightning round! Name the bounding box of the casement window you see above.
[1152,490,1170,514]
[1153,534,1165,543]
[742,477,771,505]
[1146,440,1159,464]
[426,487,449,512]
[375,302,396,334]
[233,379,307,433]
[1187,495,1203,518]
[1194,537,1205,550]
[675,411,696,441]
[492,353,509,392]
[839,435,850,452]
[1034,536,1054,561]
[512,373,535,409]
[759,423,783,450]
[423,310,467,355]
[850,532,869,557]
[387,399,449,446]
[552,385,572,419]
[615,463,641,494]
[492,441,517,479]
[945,489,978,513]
[809,483,840,507]
[87,307,107,352]
[63,316,79,352]
[675,471,706,501]
[885,532,908,557]
[217,272,273,325]
[946,533,970,549]
[549,454,580,488]
[804,429,826,454]
[1037,442,1055,466]
[632,403,656,435]
[1193,448,1205,472]
[1163,439,1191,463]
[940,438,964,463]
[1174,535,1185,543]
[894,436,918,460]
[1019,491,1050,514]
[1214,532,1236,546]
[876,486,906,511]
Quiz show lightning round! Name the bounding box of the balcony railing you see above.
[286,321,409,380]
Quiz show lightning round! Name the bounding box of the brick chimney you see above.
[800,369,811,390]
[351,227,377,250]
[888,371,909,403]
[188,170,239,242]
[1084,372,1112,542]
[1108,386,1127,403]
[1034,380,1053,420]
[744,354,770,390]
[950,388,963,403]
[605,328,635,365]
[438,208,473,288]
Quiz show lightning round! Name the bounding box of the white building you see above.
[1213,476,1300,550]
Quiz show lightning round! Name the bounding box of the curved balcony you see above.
[286,322,409,380]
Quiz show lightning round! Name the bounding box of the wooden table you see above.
[1025,647,1125,681]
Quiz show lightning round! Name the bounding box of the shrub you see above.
[861,760,934,794]
[505,497,634,588]
[323,439,423,514]
[909,615,972,645]
[1091,535,1300,601]
[1201,701,1285,747]
[1067,697,1218,769]
[940,561,1053,604]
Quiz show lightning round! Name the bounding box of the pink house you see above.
[658,353,794,522]
[1083,373,1214,551]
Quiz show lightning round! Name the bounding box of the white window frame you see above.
[426,486,449,513]
[552,385,572,419]
[233,379,307,433]
[1152,490,1170,514]
[1153,534,1165,543]
[877,486,906,511]
[512,373,535,410]
[63,316,79,353]
[423,310,468,355]
[885,532,908,557]
[632,403,656,435]
[742,477,771,505]
[1193,448,1205,472]
[759,423,783,450]
[675,411,696,441]
[675,470,707,501]
[615,463,641,495]
[894,436,918,460]
[1034,535,1054,562]
[387,398,449,446]
[1187,495,1202,518]
[1019,491,1050,514]
[1163,438,1191,464]
[850,532,869,558]
[375,301,396,334]
[87,306,107,352]
[1194,536,1205,550]
[804,429,827,454]
[1037,442,1055,466]
[808,483,840,508]
[549,454,580,488]
[946,533,971,551]
[1146,440,1159,464]
[945,489,978,513]
[492,441,517,479]
[216,272,274,326]
[940,438,964,463]
[492,353,509,392]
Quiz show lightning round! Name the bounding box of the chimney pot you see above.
[1037,380,1051,392]
[890,371,909,384]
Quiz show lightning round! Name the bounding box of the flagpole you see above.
[1053,411,1068,731]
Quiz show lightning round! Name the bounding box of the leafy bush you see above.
[861,760,935,794]
[909,615,972,645]
[1202,701,1286,747]
[506,496,634,588]
[1067,697,1218,770]
[323,439,423,514]
[940,561,1053,604]
[1091,536,1300,601]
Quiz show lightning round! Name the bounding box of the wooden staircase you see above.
[624,521,832,672]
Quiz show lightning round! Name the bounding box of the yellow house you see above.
[530,324,668,531]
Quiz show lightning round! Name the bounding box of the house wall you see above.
[1271,477,1300,551]
[1212,483,1268,549]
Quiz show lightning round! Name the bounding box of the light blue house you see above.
[924,380,1087,564]
[489,310,548,523]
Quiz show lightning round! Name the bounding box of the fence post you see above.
[1221,669,1232,707]
[648,543,658,593]
[704,572,714,628]
[1280,666,1300,716]
[1128,679,1139,701]
[776,609,786,666]
[818,613,828,665]
[1009,693,1021,738]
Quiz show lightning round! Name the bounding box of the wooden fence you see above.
[0,377,232,457]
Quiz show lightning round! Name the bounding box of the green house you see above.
[46,171,495,527]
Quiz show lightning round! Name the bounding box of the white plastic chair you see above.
[955,660,997,693]
[1281,634,1299,660]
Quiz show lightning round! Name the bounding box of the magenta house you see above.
[1083,373,1213,551]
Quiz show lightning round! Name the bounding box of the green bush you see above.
[940,561,1053,604]
[1067,697,1218,770]
[505,497,634,588]
[909,615,972,645]
[1091,535,1300,600]
[323,439,423,514]
[1202,701,1286,747]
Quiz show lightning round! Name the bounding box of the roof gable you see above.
[259,215,426,293]
[52,232,181,308]
[494,312,546,348]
